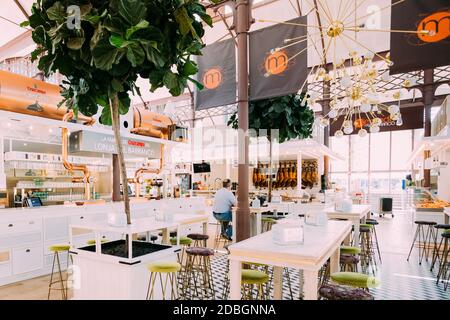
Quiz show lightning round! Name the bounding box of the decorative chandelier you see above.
[313,51,406,138]
[259,0,426,137]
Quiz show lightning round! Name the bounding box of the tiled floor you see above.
[210,210,450,300]
[0,209,448,300]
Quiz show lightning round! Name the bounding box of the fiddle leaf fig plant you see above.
[227,94,314,200]
[227,94,314,142]
[26,0,213,223]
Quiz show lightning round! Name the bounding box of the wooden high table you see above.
[228,220,352,300]
[323,204,371,248]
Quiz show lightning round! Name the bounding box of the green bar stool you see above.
[241,269,270,300]
[146,262,181,300]
[319,246,361,285]
[170,236,192,265]
[340,246,361,272]
[359,224,377,274]
[261,217,277,233]
[330,271,380,289]
[250,214,294,299]
[366,219,382,263]
[431,224,450,271]
[407,221,437,265]
[48,244,71,300]
[319,272,380,300]
[181,247,216,299]
[86,238,109,245]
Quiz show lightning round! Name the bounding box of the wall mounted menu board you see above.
[193,162,211,173]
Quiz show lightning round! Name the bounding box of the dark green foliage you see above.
[227,94,315,143]
[26,0,213,125]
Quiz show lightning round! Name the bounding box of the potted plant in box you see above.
[228,94,314,201]
[25,0,213,257]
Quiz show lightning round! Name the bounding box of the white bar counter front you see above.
[0,197,208,287]
[228,220,352,300]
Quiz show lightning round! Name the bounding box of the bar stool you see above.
[214,221,231,251]
[436,230,450,290]
[340,254,360,272]
[187,233,209,247]
[319,272,380,300]
[359,224,376,274]
[366,219,382,263]
[320,246,361,284]
[261,217,277,233]
[257,217,295,299]
[431,224,450,271]
[182,247,215,299]
[48,244,71,300]
[221,258,270,300]
[86,238,108,245]
[407,221,437,265]
[241,269,269,300]
[170,236,192,265]
[146,261,181,300]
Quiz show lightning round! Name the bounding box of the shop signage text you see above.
[69,131,161,158]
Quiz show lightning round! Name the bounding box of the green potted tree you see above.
[24,0,212,225]
[228,94,314,201]
[23,0,214,299]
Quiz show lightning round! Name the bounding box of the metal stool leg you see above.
[48,251,67,300]
[372,227,382,263]
[436,237,448,285]
[407,225,420,262]
[431,233,443,271]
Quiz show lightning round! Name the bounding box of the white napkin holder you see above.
[335,198,353,212]
[305,210,328,226]
[272,222,304,245]
[251,197,261,208]
[108,212,128,227]
[271,195,282,203]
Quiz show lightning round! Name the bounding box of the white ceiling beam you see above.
[0,30,33,62]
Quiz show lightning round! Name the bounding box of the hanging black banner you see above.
[390,0,450,74]
[249,16,307,101]
[194,39,236,110]
[329,106,424,136]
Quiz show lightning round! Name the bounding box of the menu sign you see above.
[69,131,161,158]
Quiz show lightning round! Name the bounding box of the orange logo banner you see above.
[202,67,222,90]
[417,11,450,42]
[264,51,289,75]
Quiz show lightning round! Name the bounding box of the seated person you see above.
[213,179,236,240]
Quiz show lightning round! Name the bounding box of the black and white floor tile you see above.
[202,210,450,300]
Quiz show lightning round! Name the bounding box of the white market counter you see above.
[0,197,208,286]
